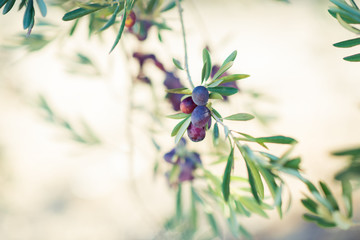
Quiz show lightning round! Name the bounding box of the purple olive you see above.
[192,86,209,106]
[180,97,197,114]
[187,123,206,142]
[191,106,211,128]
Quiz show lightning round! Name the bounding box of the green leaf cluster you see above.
[330,0,360,61]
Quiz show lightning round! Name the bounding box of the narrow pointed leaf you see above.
[331,0,360,18]
[341,180,353,218]
[175,117,191,144]
[202,48,212,82]
[2,0,15,14]
[99,4,121,31]
[221,50,237,68]
[334,37,360,48]
[344,53,360,62]
[109,10,127,53]
[213,122,219,146]
[36,0,47,17]
[208,86,238,96]
[222,147,234,202]
[224,113,254,121]
[171,116,190,137]
[166,112,190,119]
[23,0,34,29]
[172,58,184,70]
[255,136,297,144]
[336,13,360,34]
[62,4,108,21]
[166,87,192,94]
[301,198,318,214]
[319,181,339,210]
[209,92,223,100]
[213,61,233,80]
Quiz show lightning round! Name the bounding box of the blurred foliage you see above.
[329,0,360,61]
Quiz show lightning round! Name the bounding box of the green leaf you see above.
[222,147,234,202]
[0,0,9,9]
[109,9,127,53]
[331,0,360,19]
[328,7,360,24]
[208,86,238,96]
[99,4,121,31]
[224,113,254,121]
[233,132,268,149]
[201,48,212,83]
[236,144,264,202]
[209,92,223,100]
[255,136,297,144]
[344,53,360,62]
[283,157,301,169]
[166,112,190,119]
[211,108,223,120]
[213,61,233,80]
[62,4,108,21]
[336,13,360,34]
[172,58,184,70]
[2,0,15,14]
[301,198,318,214]
[206,213,220,236]
[332,147,360,156]
[220,74,249,83]
[213,122,219,146]
[221,50,237,69]
[161,1,176,12]
[341,180,353,218]
[238,196,268,218]
[166,87,192,94]
[176,184,182,220]
[238,225,253,240]
[146,0,158,13]
[175,117,191,144]
[69,19,79,36]
[171,116,189,137]
[303,213,336,228]
[234,200,251,217]
[35,0,47,17]
[23,0,34,29]
[319,181,339,210]
[259,166,282,217]
[334,37,360,48]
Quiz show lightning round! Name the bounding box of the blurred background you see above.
[0,0,359,239]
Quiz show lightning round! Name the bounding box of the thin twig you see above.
[176,0,195,89]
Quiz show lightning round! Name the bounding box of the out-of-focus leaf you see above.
[211,108,223,120]
[239,225,253,240]
[224,113,254,121]
[172,58,184,70]
[332,211,353,230]
[208,86,238,96]
[161,0,176,12]
[301,198,318,214]
[206,213,220,237]
[222,147,234,202]
[332,147,360,156]
[176,184,182,220]
[36,0,47,17]
[334,37,360,48]
[99,4,121,31]
[319,181,339,210]
[213,122,219,146]
[175,117,191,144]
[23,0,34,29]
[303,213,336,228]
[62,4,108,21]
[2,0,15,14]
[341,180,353,218]
[109,9,127,53]
[166,88,192,94]
[238,196,269,218]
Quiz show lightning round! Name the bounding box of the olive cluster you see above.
[180,86,211,142]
